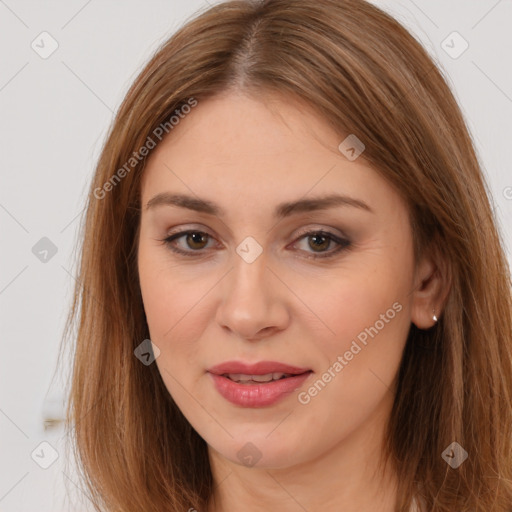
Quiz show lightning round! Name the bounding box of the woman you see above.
[62,0,512,511]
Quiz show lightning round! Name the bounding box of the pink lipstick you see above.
[207,361,313,407]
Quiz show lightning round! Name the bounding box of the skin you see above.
[137,89,446,512]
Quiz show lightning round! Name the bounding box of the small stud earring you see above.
[433,310,438,322]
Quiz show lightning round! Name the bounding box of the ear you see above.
[410,244,451,330]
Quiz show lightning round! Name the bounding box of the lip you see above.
[207,360,313,407]
[207,360,312,376]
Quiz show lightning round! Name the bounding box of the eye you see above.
[160,228,351,259]
[290,230,351,259]
[162,230,214,256]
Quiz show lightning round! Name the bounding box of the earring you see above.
[433,309,438,322]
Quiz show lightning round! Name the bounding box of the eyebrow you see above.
[145,192,374,218]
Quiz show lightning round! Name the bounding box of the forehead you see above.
[139,91,404,221]
[145,91,342,172]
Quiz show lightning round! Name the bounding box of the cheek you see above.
[138,267,201,407]
[138,249,184,350]
[327,285,406,349]
[292,277,409,440]
[137,246,214,375]
[300,251,412,392]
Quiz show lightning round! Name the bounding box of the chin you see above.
[208,432,305,469]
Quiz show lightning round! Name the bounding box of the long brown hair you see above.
[60,0,512,510]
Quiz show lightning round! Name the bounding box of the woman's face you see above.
[137,90,420,469]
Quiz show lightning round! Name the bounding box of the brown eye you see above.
[292,230,351,259]
[161,228,351,260]
[163,230,214,255]
[183,232,209,250]
[307,233,331,252]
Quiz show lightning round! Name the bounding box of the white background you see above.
[1,0,511,510]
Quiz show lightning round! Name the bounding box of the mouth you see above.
[207,361,313,407]
[207,360,312,377]
[221,372,309,384]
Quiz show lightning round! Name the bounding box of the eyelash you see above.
[159,228,351,260]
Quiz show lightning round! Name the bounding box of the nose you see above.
[214,250,290,342]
